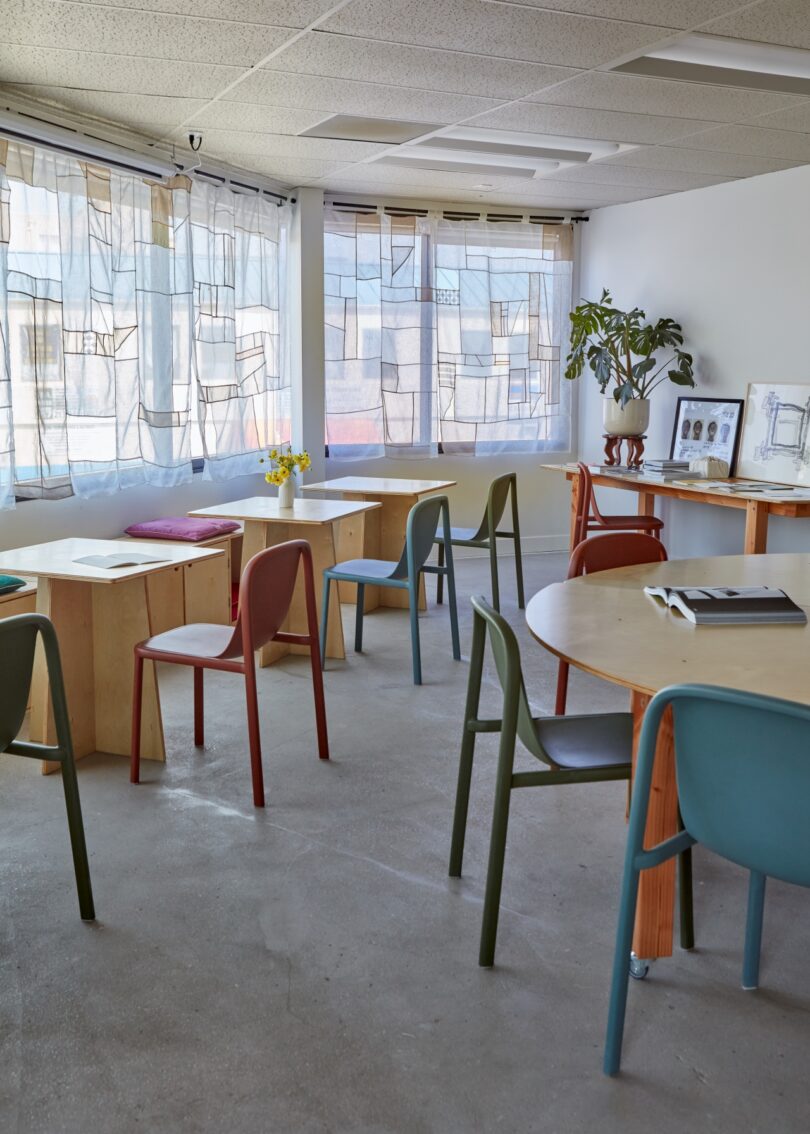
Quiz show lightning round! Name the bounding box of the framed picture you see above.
[737,382,810,486]
[669,397,744,471]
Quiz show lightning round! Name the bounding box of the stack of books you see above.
[641,458,691,481]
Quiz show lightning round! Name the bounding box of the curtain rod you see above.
[326,200,587,223]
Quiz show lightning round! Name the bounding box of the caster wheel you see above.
[629,952,650,980]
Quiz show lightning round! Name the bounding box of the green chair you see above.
[321,494,460,685]
[0,613,95,920]
[449,595,635,967]
[435,472,524,612]
[605,683,810,1076]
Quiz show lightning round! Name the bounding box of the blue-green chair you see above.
[435,472,524,612]
[0,613,95,920]
[605,683,810,1076]
[320,494,460,685]
[450,595,636,967]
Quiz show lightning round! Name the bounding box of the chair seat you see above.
[534,711,633,771]
[142,622,235,660]
[328,558,400,581]
[435,525,482,544]
[589,514,664,530]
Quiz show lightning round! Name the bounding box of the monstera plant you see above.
[565,288,695,408]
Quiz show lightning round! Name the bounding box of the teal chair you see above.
[0,613,95,920]
[321,494,460,685]
[605,683,810,1076]
[435,472,524,612]
[450,595,636,967]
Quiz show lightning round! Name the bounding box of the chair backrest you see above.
[567,532,667,579]
[0,614,41,752]
[470,594,554,766]
[576,462,604,525]
[640,684,810,888]
[224,540,312,657]
[391,495,449,580]
[470,472,516,541]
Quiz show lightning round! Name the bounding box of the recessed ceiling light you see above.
[472,182,494,190]
[613,33,810,95]
[382,156,537,178]
[299,114,440,144]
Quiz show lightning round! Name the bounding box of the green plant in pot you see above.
[565,288,695,438]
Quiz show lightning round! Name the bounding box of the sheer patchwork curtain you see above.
[324,211,574,458]
[190,183,291,480]
[1,140,196,500]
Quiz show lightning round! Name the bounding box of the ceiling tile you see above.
[600,144,803,176]
[263,31,580,99]
[0,45,242,98]
[176,118,351,152]
[225,70,503,123]
[499,0,747,26]
[321,0,677,68]
[2,0,294,66]
[529,70,802,123]
[0,84,204,134]
[75,0,339,24]
[539,162,734,190]
[184,134,387,162]
[470,102,723,145]
[741,101,810,134]
[703,1,810,51]
[671,123,810,159]
[208,153,350,181]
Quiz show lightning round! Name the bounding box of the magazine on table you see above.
[643,584,807,625]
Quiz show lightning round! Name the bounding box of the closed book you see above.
[644,584,807,626]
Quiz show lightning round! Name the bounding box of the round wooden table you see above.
[526,553,810,960]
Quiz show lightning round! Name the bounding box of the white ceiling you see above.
[2,0,810,211]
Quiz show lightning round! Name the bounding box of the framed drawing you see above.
[669,397,744,471]
[737,382,810,486]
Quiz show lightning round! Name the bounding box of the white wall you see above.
[579,162,810,557]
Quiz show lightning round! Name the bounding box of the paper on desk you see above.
[74,553,168,568]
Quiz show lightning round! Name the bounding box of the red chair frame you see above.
[573,462,664,547]
[131,539,328,807]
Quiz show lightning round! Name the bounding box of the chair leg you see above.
[511,484,525,609]
[319,576,331,671]
[478,730,516,967]
[130,653,144,784]
[742,871,767,990]
[554,660,570,715]
[59,743,95,920]
[604,862,642,1075]
[436,542,445,605]
[678,809,695,951]
[409,581,422,685]
[443,557,461,663]
[449,612,486,879]
[194,667,204,747]
[243,662,265,808]
[355,583,365,653]
[488,538,500,613]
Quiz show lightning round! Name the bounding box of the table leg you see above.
[144,565,185,636]
[569,472,584,549]
[744,500,769,554]
[630,691,678,960]
[637,490,656,520]
[184,540,231,625]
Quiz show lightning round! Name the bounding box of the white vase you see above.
[277,476,296,509]
[602,396,650,438]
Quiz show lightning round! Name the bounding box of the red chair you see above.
[131,539,328,807]
[555,532,668,715]
[573,462,664,547]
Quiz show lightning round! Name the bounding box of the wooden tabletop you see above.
[0,538,223,584]
[301,476,456,497]
[190,496,381,525]
[526,554,810,706]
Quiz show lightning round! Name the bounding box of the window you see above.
[323,210,574,459]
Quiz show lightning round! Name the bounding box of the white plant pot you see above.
[602,396,650,438]
[278,476,296,509]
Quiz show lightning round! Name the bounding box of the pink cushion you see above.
[124,517,240,543]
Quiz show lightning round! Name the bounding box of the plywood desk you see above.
[0,538,223,771]
[526,553,810,961]
[189,497,381,665]
[541,463,810,554]
[300,476,456,610]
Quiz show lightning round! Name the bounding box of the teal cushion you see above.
[0,575,26,596]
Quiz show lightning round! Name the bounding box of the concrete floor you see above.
[2,553,810,1133]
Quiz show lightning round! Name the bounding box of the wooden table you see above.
[0,538,223,771]
[525,553,810,960]
[189,496,381,665]
[300,477,456,611]
[541,463,810,554]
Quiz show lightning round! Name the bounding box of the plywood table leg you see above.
[637,490,656,520]
[94,576,165,762]
[33,578,96,773]
[145,565,185,636]
[569,471,584,549]
[744,500,769,554]
[630,691,678,960]
[184,540,231,625]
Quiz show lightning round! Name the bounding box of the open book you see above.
[74,553,167,569]
[644,585,807,626]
